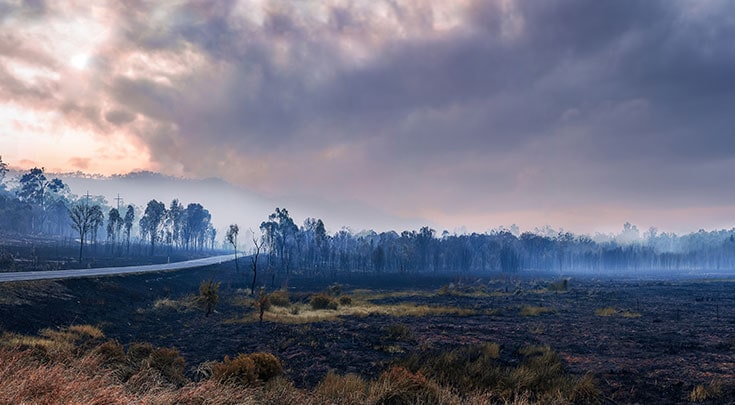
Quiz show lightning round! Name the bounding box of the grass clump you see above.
[310,293,339,310]
[520,305,554,316]
[546,279,568,292]
[314,371,368,404]
[368,366,450,404]
[383,323,415,342]
[402,342,501,391]
[595,307,617,317]
[212,352,282,386]
[621,310,642,318]
[689,379,722,402]
[269,290,291,307]
[152,295,198,312]
[595,307,642,318]
[401,343,599,404]
[1,324,106,361]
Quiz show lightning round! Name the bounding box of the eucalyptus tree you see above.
[107,208,122,253]
[15,167,65,232]
[140,200,166,255]
[260,208,298,278]
[167,199,184,248]
[123,204,135,254]
[182,203,211,251]
[89,205,105,248]
[69,202,97,262]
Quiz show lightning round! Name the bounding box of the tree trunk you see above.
[78,238,84,263]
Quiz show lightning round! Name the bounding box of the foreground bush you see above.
[314,371,368,404]
[212,352,282,386]
[369,366,452,404]
[269,290,291,307]
[402,343,600,404]
[0,326,605,404]
[310,293,338,310]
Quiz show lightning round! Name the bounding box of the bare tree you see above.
[250,229,263,295]
[226,224,239,271]
[69,202,96,263]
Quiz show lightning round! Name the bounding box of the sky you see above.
[1,0,734,235]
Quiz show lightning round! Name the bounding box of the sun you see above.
[70,53,90,70]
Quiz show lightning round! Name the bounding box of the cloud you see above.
[68,157,91,170]
[2,0,735,232]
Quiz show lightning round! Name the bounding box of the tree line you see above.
[236,208,735,282]
[0,159,216,262]
[3,157,735,275]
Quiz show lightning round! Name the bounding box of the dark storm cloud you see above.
[4,0,735,231]
[105,1,734,216]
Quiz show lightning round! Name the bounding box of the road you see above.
[0,254,236,283]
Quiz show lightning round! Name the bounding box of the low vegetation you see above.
[689,379,722,403]
[231,297,477,324]
[520,305,554,316]
[0,325,606,404]
[595,307,642,318]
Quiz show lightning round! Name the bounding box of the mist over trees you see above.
[2,159,735,276]
[247,209,735,281]
[0,162,218,262]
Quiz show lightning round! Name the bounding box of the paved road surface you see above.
[0,254,236,283]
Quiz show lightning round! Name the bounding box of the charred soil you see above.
[1,263,735,404]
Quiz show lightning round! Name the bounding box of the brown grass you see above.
[0,326,601,405]
[151,295,199,312]
[689,379,722,403]
[595,307,642,318]
[227,298,477,324]
[519,305,554,316]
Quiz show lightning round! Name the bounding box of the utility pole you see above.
[114,194,123,211]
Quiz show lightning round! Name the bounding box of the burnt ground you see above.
[2,263,735,404]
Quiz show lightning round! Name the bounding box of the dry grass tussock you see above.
[231,300,477,324]
[401,343,600,404]
[689,379,722,403]
[151,294,199,312]
[519,305,554,316]
[595,307,641,318]
[228,289,479,324]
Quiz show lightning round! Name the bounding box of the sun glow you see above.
[69,53,90,70]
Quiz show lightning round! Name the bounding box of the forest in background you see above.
[2,156,735,275]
